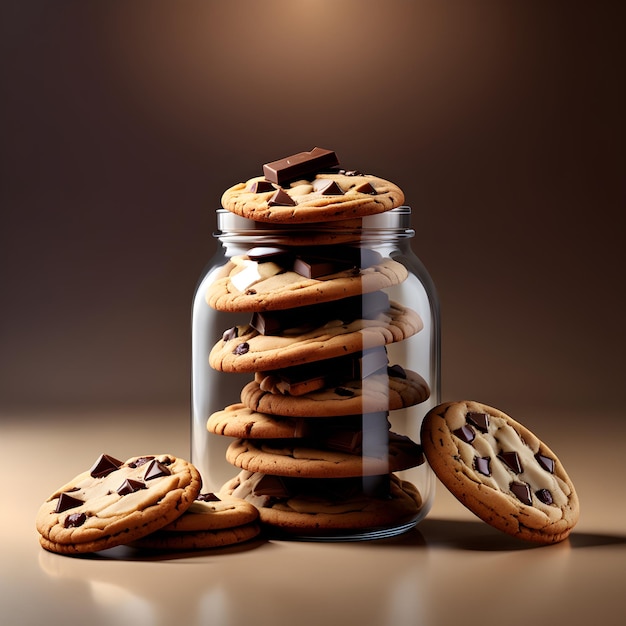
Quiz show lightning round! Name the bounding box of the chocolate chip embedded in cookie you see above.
[220,148,405,224]
[36,453,202,554]
[421,401,580,543]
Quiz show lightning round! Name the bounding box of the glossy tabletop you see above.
[2,406,624,626]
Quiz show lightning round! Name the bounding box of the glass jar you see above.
[191,206,440,540]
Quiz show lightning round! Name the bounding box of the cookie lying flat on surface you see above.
[159,492,259,532]
[222,470,423,537]
[36,453,202,555]
[129,492,261,551]
[129,521,261,551]
[209,299,423,374]
[421,401,580,543]
[206,251,408,313]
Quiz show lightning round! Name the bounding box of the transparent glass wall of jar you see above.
[191,207,440,540]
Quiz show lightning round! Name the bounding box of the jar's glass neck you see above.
[214,206,416,247]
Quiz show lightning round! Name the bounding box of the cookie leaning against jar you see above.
[220,147,405,224]
[420,401,580,543]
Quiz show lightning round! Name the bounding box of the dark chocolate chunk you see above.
[335,387,355,397]
[222,327,239,342]
[268,188,296,207]
[312,179,344,195]
[510,481,533,505]
[474,456,492,476]
[244,244,383,279]
[466,411,490,433]
[535,453,555,474]
[263,147,339,184]
[295,245,382,269]
[498,451,523,473]
[89,454,123,478]
[117,479,146,496]
[249,291,390,335]
[320,428,364,454]
[291,251,356,278]
[354,181,376,194]
[292,257,350,279]
[64,512,87,528]
[339,169,363,176]
[233,342,250,355]
[128,456,155,468]
[453,425,476,444]
[387,364,407,379]
[249,312,286,335]
[197,493,221,502]
[143,459,171,481]
[55,492,84,514]
[536,489,553,505]
[247,180,275,193]
[246,246,291,263]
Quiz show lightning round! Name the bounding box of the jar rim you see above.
[214,206,415,238]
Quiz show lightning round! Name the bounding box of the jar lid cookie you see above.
[220,147,405,224]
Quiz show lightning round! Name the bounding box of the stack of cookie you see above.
[205,148,432,537]
[36,453,261,554]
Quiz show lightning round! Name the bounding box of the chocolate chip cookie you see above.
[209,293,423,374]
[221,470,423,537]
[206,246,408,313]
[421,401,580,543]
[36,453,202,554]
[221,148,404,224]
[129,492,261,551]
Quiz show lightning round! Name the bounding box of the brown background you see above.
[1,0,624,417]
